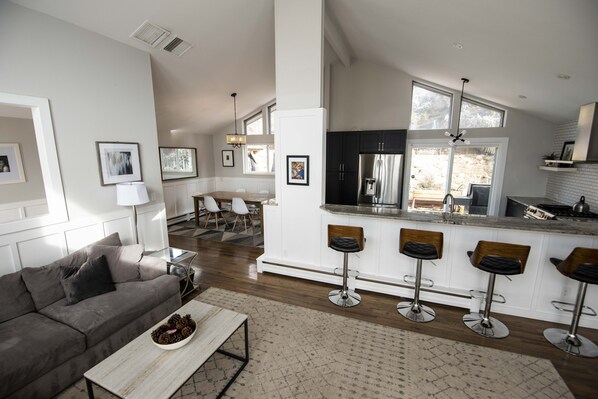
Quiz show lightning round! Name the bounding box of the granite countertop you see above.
[507,196,564,206]
[321,204,598,236]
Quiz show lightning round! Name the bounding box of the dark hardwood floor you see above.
[170,234,598,399]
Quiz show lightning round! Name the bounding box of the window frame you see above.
[243,144,275,175]
[402,137,508,216]
[460,97,506,128]
[244,111,264,135]
[410,81,454,131]
[268,103,276,135]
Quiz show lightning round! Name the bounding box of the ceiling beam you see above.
[324,12,352,67]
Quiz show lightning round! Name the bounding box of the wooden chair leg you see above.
[243,215,247,232]
[204,212,211,228]
[221,212,229,226]
[233,215,239,231]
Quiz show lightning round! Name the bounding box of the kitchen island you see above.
[258,203,598,328]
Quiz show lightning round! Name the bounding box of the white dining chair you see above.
[203,195,228,229]
[231,197,253,232]
[250,190,270,215]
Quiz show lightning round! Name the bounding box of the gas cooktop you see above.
[535,204,598,219]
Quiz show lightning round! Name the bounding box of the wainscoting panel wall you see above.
[0,199,49,223]
[0,202,168,276]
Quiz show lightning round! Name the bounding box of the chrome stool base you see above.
[543,328,598,358]
[397,301,436,323]
[328,289,361,308]
[463,313,509,338]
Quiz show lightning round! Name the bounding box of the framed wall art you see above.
[96,141,142,186]
[560,141,575,161]
[159,147,198,181]
[0,143,26,184]
[287,155,309,186]
[222,150,234,167]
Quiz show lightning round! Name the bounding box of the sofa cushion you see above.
[60,255,116,305]
[86,244,143,283]
[20,233,122,310]
[0,271,35,323]
[39,274,180,347]
[0,312,86,398]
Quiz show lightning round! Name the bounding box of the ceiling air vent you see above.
[130,21,170,48]
[162,36,193,57]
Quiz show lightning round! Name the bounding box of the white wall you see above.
[0,2,164,221]
[0,3,168,271]
[0,116,45,204]
[328,60,556,214]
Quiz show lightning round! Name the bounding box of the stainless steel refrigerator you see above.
[357,153,404,207]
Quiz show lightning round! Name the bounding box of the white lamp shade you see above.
[116,182,149,206]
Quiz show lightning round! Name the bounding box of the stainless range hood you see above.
[572,102,598,163]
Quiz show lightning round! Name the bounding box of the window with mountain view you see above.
[409,82,452,130]
[459,98,505,128]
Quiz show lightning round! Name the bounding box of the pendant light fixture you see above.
[226,92,246,148]
[445,78,470,146]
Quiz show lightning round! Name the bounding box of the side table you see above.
[146,247,198,298]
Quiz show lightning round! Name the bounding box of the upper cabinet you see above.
[359,130,406,153]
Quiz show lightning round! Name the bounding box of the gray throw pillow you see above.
[0,271,36,323]
[20,232,123,310]
[60,255,115,305]
[86,244,142,283]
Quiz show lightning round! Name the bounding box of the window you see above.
[460,98,505,128]
[410,82,452,130]
[244,112,263,135]
[405,138,508,216]
[268,104,277,134]
[245,144,275,174]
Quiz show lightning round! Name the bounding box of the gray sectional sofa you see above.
[0,233,182,399]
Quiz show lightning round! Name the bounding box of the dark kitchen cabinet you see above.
[326,132,360,205]
[505,198,527,217]
[360,130,406,153]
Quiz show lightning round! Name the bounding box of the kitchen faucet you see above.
[442,193,455,222]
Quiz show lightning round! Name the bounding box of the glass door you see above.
[407,144,498,215]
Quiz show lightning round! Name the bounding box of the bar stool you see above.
[544,247,598,358]
[463,241,530,338]
[396,228,443,323]
[328,225,365,308]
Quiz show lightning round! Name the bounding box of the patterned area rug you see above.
[168,217,264,248]
[60,288,572,399]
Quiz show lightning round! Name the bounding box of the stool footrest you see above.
[403,275,434,288]
[550,300,597,317]
[469,289,506,304]
[333,268,359,278]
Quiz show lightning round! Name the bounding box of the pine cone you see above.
[158,332,172,345]
[175,318,188,330]
[168,314,182,325]
[181,326,193,338]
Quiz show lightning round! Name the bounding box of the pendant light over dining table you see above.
[445,78,470,146]
[226,92,246,148]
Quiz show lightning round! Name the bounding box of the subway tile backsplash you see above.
[545,121,598,210]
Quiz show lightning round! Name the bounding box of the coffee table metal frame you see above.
[84,302,249,399]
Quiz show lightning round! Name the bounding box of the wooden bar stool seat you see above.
[397,228,443,323]
[327,225,365,308]
[544,247,598,358]
[463,241,530,338]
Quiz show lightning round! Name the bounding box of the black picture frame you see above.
[96,141,142,186]
[287,155,309,186]
[560,141,575,161]
[159,147,198,181]
[222,150,234,167]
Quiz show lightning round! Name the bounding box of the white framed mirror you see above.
[0,92,68,235]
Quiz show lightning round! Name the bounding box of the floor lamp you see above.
[116,182,149,244]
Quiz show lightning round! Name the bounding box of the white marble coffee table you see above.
[84,300,248,399]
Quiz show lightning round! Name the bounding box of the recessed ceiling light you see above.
[452,42,463,49]
[518,95,527,99]
[557,74,571,80]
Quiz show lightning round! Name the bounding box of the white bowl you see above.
[152,327,196,350]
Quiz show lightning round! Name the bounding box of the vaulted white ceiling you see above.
[327,0,598,123]
[11,0,598,133]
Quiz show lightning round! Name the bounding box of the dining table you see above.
[192,191,275,233]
